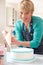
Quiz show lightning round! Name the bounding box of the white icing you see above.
[11,48,34,53]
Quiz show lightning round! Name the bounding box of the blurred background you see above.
[0,0,43,44]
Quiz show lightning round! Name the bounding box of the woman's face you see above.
[19,9,32,24]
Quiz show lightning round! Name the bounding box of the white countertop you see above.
[6,52,43,65]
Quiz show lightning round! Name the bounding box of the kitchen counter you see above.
[6,52,43,65]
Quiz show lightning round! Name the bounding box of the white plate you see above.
[10,57,36,63]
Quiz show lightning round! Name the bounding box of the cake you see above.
[0,45,5,55]
[11,48,35,62]
[0,45,6,65]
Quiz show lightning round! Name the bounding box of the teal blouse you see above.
[14,16,43,48]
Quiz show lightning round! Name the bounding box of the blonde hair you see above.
[19,0,34,14]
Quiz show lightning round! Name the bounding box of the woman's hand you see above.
[11,36,15,44]
[11,36,20,46]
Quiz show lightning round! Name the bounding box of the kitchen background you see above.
[0,0,43,43]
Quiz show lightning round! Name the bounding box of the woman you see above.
[11,0,43,54]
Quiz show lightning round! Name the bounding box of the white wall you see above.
[0,0,6,42]
[32,0,43,18]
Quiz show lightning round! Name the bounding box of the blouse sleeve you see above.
[30,18,43,48]
[14,20,24,41]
